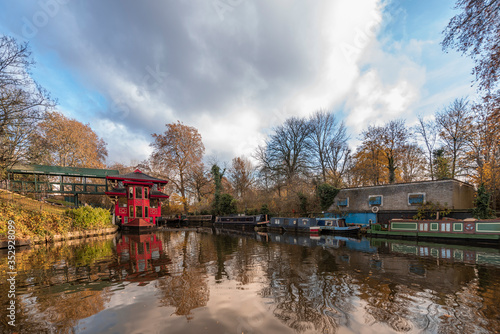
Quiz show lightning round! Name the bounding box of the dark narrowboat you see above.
[214,214,269,230]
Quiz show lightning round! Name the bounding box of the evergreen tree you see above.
[472,184,496,219]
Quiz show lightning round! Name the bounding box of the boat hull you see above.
[321,226,360,234]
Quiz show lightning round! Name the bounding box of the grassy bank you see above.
[0,191,113,239]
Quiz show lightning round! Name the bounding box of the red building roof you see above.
[106,169,168,184]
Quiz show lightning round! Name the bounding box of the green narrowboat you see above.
[368,218,500,242]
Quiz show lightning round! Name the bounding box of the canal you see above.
[2,229,500,333]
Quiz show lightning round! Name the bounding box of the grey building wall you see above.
[330,179,475,212]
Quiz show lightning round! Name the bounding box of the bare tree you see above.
[0,36,55,175]
[188,164,212,203]
[414,115,438,180]
[265,117,311,183]
[308,110,349,186]
[435,98,473,179]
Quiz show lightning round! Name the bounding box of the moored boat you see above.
[214,214,269,230]
[368,217,500,242]
[268,217,321,234]
[317,218,360,234]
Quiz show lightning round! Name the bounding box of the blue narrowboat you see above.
[317,218,360,234]
[268,217,321,234]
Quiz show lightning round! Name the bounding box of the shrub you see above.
[66,206,112,230]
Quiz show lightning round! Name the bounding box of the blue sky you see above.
[0,0,477,165]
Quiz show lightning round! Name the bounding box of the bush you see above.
[66,206,112,230]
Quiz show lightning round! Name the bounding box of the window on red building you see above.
[135,186,143,199]
[136,205,143,218]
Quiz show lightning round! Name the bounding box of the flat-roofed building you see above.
[328,179,475,226]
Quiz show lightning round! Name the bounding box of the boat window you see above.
[284,219,289,226]
[135,187,143,199]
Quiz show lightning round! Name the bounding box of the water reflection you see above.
[1,230,500,333]
[111,233,171,284]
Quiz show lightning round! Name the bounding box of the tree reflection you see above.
[0,237,115,333]
[156,231,210,320]
[260,243,357,334]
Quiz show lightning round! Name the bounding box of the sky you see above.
[0,0,478,166]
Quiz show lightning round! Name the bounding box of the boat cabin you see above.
[269,217,320,233]
[317,218,347,228]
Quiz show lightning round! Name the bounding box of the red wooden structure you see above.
[105,169,169,229]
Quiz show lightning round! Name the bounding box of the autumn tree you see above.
[355,120,410,185]
[308,110,349,186]
[435,98,473,179]
[32,111,108,168]
[0,36,54,175]
[466,99,500,208]
[150,121,205,212]
[347,123,386,187]
[228,156,254,199]
[442,0,500,92]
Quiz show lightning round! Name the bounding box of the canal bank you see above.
[0,190,117,248]
[0,226,119,248]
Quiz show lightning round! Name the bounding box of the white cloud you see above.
[0,0,479,165]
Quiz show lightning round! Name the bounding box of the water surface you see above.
[1,229,500,333]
